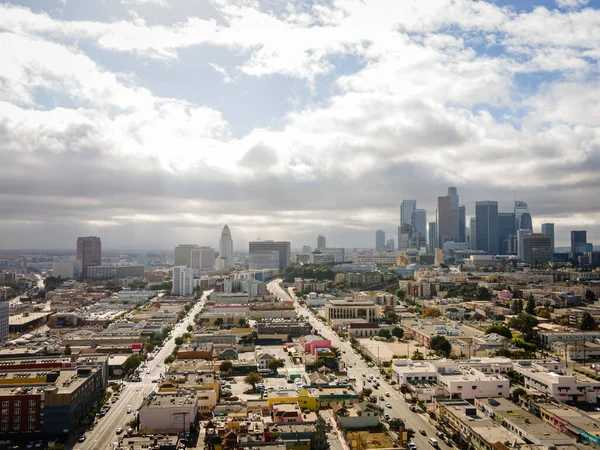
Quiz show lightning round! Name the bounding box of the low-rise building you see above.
[334,402,380,429]
[138,390,198,434]
[348,323,380,338]
[324,299,380,324]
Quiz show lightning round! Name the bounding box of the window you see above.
[29,408,35,414]
[13,416,19,422]
[28,415,35,423]
[1,417,7,424]
[14,409,20,416]
[29,400,36,407]
[14,401,20,407]
[28,423,36,431]
[472,386,477,390]
[498,385,503,388]
[498,392,503,396]
[0,425,6,432]
[1,410,8,416]
[1,402,7,408]
[13,424,19,431]
[457,386,462,389]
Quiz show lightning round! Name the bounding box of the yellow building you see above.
[267,389,319,411]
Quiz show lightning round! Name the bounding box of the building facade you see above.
[249,241,291,271]
[172,266,193,296]
[475,201,499,255]
[76,236,101,278]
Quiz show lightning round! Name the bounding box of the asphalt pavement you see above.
[75,290,211,450]
[267,280,450,450]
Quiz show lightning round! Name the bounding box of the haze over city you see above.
[1,0,600,249]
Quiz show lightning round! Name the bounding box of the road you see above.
[77,290,211,450]
[267,280,450,450]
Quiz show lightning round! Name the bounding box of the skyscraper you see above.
[400,200,417,226]
[386,239,395,253]
[217,225,234,270]
[522,233,553,263]
[174,244,201,270]
[514,200,529,230]
[469,218,476,250]
[517,229,532,260]
[428,222,437,253]
[375,230,386,252]
[317,235,326,250]
[458,205,466,243]
[571,230,587,256]
[249,241,291,270]
[411,209,427,249]
[519,212,533,231]
[76,236,101,278]
[437,187,460,248]
[475,201,499,255]
[172,266,193,296]
[498,213,516,254]
[541,223,555,254]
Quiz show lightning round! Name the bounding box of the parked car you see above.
[420,429,427,436]
[116,428,123,435]
[77,436,86,443]
[385,403,392,408]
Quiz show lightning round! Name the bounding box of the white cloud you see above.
[555,0,589,8]
[208,63,234,83]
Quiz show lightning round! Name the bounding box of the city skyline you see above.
[1,1,600,250]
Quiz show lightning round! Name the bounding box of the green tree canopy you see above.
[244,372,262,391]
[395,288,406,300]
[267,359,285,374]
[392,327,404,339]
[485,325,512,339]
[525,294,536,315]
[430,335,452,356]
[508,313,539,342]
[123,355,142,374]
[378,329,392,340]
[214,318,224,326]
[580,312,597,331]
[412,350,424,360]
[219,360,233,373]
[511,298,523,315]
[174,336,184,346]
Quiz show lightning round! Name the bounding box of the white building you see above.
[52,259,76,279]
[324,299,380,323]
[354,253,397,265]
[217,225,234,270]
[139,391,198,434]
[172,266,193,296]
[513,360,600,403]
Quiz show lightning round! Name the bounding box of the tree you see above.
[509,313,539,342]
[512,387,527,402]
[360,388,373,399]
[123,355,142,375]
[267,359,285,374]
[244,372,262,391]
[330,347,342,358]
[511,298,523,315]
[586,290,597,302]
[412,350,424,360]
[64,344,72,355]
[164,355,175,364]
[396,288,406,301]
[525,294,535,315]
[174,336,184,346]
[422,307,441,318]
[186,324,194,332]
[392,327,404,340]
[219,361,233,373]
[430,335,452,357]
[388,418,405,431]
[476,286,491,300]
[580,312,597,331]
[378,329,392,340]
[238,318,247,327]
[485,325,512,339]
[48,444,65,450]
[214,318,224,327]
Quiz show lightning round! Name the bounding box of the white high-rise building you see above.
[217,225,234,270]
[172,266,193,296]
[52,259,76,279]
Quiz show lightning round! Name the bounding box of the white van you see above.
[428,438,438,447]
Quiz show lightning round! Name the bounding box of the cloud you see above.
[1,0,600,249]
[555,0,589,8]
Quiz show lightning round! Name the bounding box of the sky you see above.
[1,0,600,251]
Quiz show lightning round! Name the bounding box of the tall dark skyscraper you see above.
[541,223,555,254]
[375,229,386,252]
[458,205,466,243]
[76,236,101,278]
[498,212,516,254]
[475,201,499,255]
[571,230,587,256]
[437,187,459,248]
[519,212,532,231]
